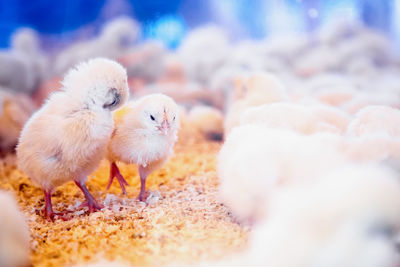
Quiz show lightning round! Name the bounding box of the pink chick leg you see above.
[74,180,104,213]
[43,190,70,221]
[106,162,129,195]
[138,165,149,202]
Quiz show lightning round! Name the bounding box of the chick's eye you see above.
[173,116,176,121]
[150,115,155,121]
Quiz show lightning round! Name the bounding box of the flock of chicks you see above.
[1,15,400,267]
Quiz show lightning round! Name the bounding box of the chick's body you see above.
[108,94,179,200]
[17,58,129,220]
[18,95,112,190]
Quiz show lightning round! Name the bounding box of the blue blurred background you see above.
[0,0,396,49]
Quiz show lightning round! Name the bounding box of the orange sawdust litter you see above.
[0,130,249,267]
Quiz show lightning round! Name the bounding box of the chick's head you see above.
[137,94,179,136]
[100,16,139,49]
[62,58,129,111]
[11,27,40,54]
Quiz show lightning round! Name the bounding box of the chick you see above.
[240,103,350,135]
[178,25,229,85]
[0,89,36,153]
[218,124,345,223]
[187,105,224,141]
[17,58,129,220]
[0,27,46,95]
[54,16,139,75]
[108,94,179,201]
[0,53,35,95]
[347,105,400,137]
[119,41,167,83]
[11,27,49,86]
[340,135,400,164]
[0,191,30,267]
[224,72,288,134]
[246,164,400,267]
[342,92,400,115]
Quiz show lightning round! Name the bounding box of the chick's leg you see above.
[107,162,129,195]
[43,190,70,221]
[44,190,54,220]
[138,165,149,202]
[74,180,104,213]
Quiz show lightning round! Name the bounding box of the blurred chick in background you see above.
[119,40,167,84]
[0,28,47,95]
[246,164,400,267]
[0,89,36,153]
[0,191,30,267]
[54,16,140,76]
[346,105,400,138]
[17,58,129,220]
[240,102,350,135]
[11,28,49,86]
[218,124,346,224]
[186,105,224,141]
[224,72,288,135]
[108,94,179,201]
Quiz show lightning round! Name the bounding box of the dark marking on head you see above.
[369,223,395,238]
[206,132,224,142]
[103,88,121,109]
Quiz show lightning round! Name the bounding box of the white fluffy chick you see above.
[187,105,224,141]
[17,58,129,220]
[0,52,35,95]
[341,91,400,115]
[11,27,49,83]
[178,25,230,85]
[218,124,345,223]
[138,81,221,108]
[340,135,400,163]
[246,164,400,267]
[107,94,179,201]
[260,34,310,64]
[336,30,392,68]
[224,72,288,135]
[293,45,341,76]
[0,191,30,267]
[208,66,244,111]
[240,103,350,135]
[316,19,363,46]
[347,105,400,138]
[0,89,36,153]
[54,16,139,75]
[0,27,47,94]
[120,41,167,83]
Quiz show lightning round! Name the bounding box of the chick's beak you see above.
[158,119,170,135]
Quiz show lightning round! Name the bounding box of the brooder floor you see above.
[0,132,248,267]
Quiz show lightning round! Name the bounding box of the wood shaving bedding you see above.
[0,131,248,267]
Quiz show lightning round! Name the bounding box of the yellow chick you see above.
[17,58,129,220]
[108,94,179,201]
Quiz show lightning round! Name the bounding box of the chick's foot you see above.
[74,180,104,213]
[43,190,71,221]
[107,162,129,195]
